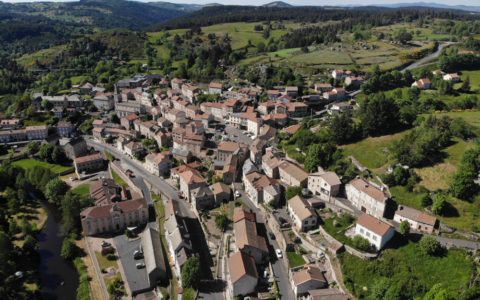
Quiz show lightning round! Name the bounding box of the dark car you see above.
[269,232,276,240]
[101,241,111,248]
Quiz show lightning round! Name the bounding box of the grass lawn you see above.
[389,186,425,210]
[12,159,72,173]
[111,170,129,188]
[182,288,196,300]
[436,195,480,232]
[339,241,475,299]
[71,184,91,196]
[287,251,306,268]
[341,130,409,170]
[94,251,119,270]
[459,70,480,91]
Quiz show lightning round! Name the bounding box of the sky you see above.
[2,0,478,7]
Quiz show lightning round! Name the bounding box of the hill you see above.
[263,1,293,8]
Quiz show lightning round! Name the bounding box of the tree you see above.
[26,141,39,155]
[460,76,470,93]
[39,143,55,162]
[23,234,38,254]
[421,193,432,207]
[424,283,454,300]
[368,277,390,300]
[328,111,357,145]
[450,169,477,200]
[45,178,70,205]
[394,28,412,44]
[399,220,410,236]
[419,235,441,256]
[110,113,120,124]
[41,99,53,110]
[286,186,302,200]
[352,235,372,252]
[362,94,401,136]
[432,193,447,215]
[181,257,200,288]
[51,146,66,164]
[215,214,229,232]
[61,238,76,260]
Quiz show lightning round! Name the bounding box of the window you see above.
[372,235,377,241]
[360,228,364,234]
[366,232,370,237]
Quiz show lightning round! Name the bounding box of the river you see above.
[37,203,79,300]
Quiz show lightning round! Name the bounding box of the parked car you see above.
[276,249,283,259]
[235,191,241,198]
[133,250,143,259]
[136,263,145,269]
[269,232,276,240]
[101,241,111,248]
[178,193,183,199]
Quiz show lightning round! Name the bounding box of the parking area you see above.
[112,232,150,295]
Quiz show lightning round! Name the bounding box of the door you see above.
[361,206,366,213]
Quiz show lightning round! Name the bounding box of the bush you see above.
[419,235,441,256]
[352,235,372,252]
[181,257,200,289]
[106,253,116,261]
[399,220,410,236]
[61,238,77,260]
[421,193,432,207]
[432,193,447,215]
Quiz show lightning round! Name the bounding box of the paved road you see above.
[401,42,456,72]
[225,126,254,146]
[85,137,192,218]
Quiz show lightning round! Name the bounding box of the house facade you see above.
[345,177,389,218]
[355,213,395,250]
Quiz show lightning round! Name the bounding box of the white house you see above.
[291,265,328,298]
[345,177,389,218]
[288,195,318,232]
[355,213,395,250]
[308,171,341,201]
[443,73,460,82]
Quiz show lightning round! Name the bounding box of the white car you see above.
[235,191,241,198]
[276,249,283,259]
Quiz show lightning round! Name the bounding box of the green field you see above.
[111,170,128,188]
[287,251,306,268]
[340,241,474,299]
[71,184,91,196]
[12,159,72,173]
[389,186,425,210]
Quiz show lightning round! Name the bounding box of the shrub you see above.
[352,235,372,252]
[106,253,116,261]
[399,220,410,236]
[421,193,432,207]
[419,235,441,256]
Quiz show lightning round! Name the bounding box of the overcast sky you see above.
[2,0,478,7]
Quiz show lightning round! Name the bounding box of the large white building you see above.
[355,213,395,250]
[345,177,389,218]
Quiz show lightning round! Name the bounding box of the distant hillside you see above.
[148,5,477,31]
[263,1,293,8]
[0,0,187,30]
[383,2,480,12]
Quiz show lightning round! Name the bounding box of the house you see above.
[57,121,73,138]
[283,123,301,136]
[288,195,318,232]
[394,205,438,234]
[178,169,206,201]
[79,82,94,94]
[244,172,281,207]
[345,76,365,89]
[93,93,114,111]
[211,182,231,205]
[164,201,193,279]
[144,152,171,176]
[411,78,431,90]
[0,119,22,128]
[279,161,308,187]
[115,101,145,117]
[233,207,268,263]
[219,155,237,184]
[328,102,352,115]
[171,78,186,90]
[80,198,148,236]
[262,149,283,178]
[120,113,139,130]
[308,171,341,201]
[345,177,390,218]
[291,266,328,298]
[247,117,262,137]
[228,251,258,297]
[355,213,395,250]
[26,125,48,140]
[443,73,460,82]
[191,185,214,211]
[331,69,345,79]
[209,82,223,94]
[323,88,346,102]
[60,137,88,159]
[123,141,144,158]
[267,90,280,101]
[258,101,275,115]
[314,83,333,93]
[217,141,241,161]
[249,139,267,165]
[285,86,299,97]
[181,84,200,102]
[285,102,308,118]
[165,108,186,123]
[74,153,104,175]
[141,227,167,288]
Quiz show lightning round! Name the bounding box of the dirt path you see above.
[76,238,104,300]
